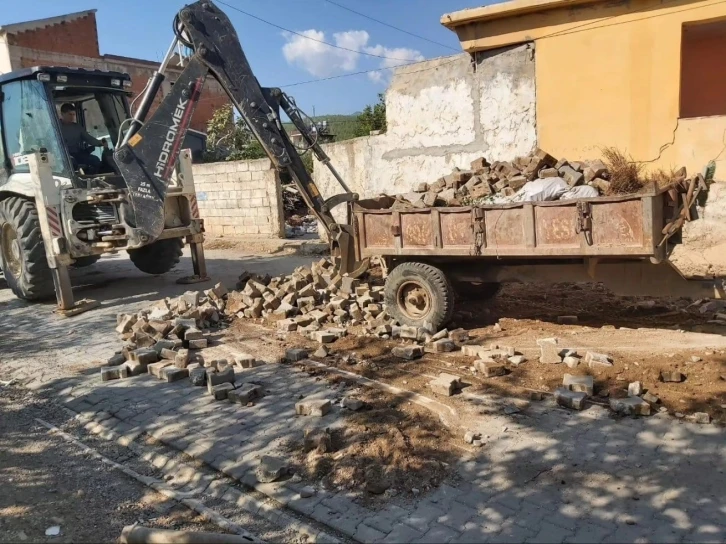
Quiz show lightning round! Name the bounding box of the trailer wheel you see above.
[385,261,454,330]
[71,255,101,268]
[128,238,184,275]
[0,197,55,300]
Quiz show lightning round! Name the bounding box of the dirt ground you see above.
[0,388,222,544]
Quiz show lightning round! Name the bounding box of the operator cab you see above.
[0,66,133,188]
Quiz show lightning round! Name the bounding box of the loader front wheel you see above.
[128,238,184,275]
[384,261,454,330]
[0,197,55,300]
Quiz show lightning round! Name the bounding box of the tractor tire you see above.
[384,261,455,330]
[71,255,101,268]
[0,197,55,300]
[128,238,184,275]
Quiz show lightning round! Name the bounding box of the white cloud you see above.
[281,29,424,84]
[282,29,369,77]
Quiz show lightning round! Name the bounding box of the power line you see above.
[322,0,460,52]
[216,0,429,63]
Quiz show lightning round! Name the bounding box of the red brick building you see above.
[0,9,228,133]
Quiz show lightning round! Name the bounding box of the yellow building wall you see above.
[451,0,726,176]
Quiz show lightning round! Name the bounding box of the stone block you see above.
[278,319,297,331]
[188,339,208,350]
[129,347,158,366]
[475,359,506,377]
[184,328,204,341]
[233,353,257,368]
[508,355,527,366]
[692,412,711,424]
[610,396,650,416]
[429,373,461,396]
[256,456,288,483]
[174,349,190,368]
[642,392,660,404]
[207,367,235,390]
[229,383,262,404]
[115,314,138,334]
[554,387,587,410]
[189,366,207,386]
[295,399,331,417]
[559,165,584,187]
[286,348,309,362]
[448,328,469,343]
[563,374,594,396]
[392,345,424,360]
[163,366,189,383]
[148,361,173,378]
[539,167,559,178]
[660,370,685,383]
[313,331,336,344]
[100,367,121,381]
[508,175,528,191]
[211,383,235,401]
[158,348,176,361]
[120,360,145,377]
[585,351,613,367]
[537,338,562,364]
[342,397,364,411]
[627,381,643,396]
[340,277,359,295]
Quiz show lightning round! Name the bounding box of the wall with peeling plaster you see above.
[314,45,537,224]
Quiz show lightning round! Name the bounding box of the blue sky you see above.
[1,0,494,114]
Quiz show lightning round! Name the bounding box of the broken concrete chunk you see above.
[642,392,660,404]
[115,314,138,334]
[211,383,235,401]
[537,338,562,364]
[585,351,613,367]
[107,353,126,367]
[660,370,685,383]
[692,412,711,424]
[464,430,480,444]
[610,396,650,416]
[554,387,587,410]
[425,339,457,353]
[627,381,643,396]
[392,345,424,360]
[429,373,461,396]
[563,356,580,369]
[563,374,594,396]
[295,399,332,417]
[313,346,329,358]
[256,456,289,484]
[342,397,365,411]
[508,355,527,366]
[448,329,470,343]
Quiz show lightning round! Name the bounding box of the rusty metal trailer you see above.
[352,191,724,329]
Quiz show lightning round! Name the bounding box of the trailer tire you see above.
[71,255,101,268]
[0,197,55,300]
[385,261,454,330]
[128,238,184,275]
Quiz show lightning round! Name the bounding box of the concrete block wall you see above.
[314,46,537,225]
[192,158,284,238]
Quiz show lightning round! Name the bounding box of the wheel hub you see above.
[397,280,431,320]
[1,223,22,278]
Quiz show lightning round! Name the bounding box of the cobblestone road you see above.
[2,249,725,543]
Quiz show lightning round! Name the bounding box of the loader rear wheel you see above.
[0,197,55,300]
[384,261,454,330]
[71,255,101,268]
[128,238,184,275]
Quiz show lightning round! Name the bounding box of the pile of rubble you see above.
[389,148,616,209]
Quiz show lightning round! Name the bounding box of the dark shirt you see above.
[60,121,101,155]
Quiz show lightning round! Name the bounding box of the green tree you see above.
[354,93,386,137]
[204,104,267,162]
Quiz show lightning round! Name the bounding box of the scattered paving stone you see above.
[189,366,207,386]
[557,316,579,324]
[211,383,234,400]
[628,381,643,396]
[131,347,159,366]
[530,391,545,401]
[233,353,256,367]
[188,339,208,349]
[503,405,520,415]
[475,359,506,377]
[107,353,126,366]
[295,399,332,417]
[286,348,309,362]
[342,397,365,411]
[229,384,262,404]
[563,356,580,368]
[174,349,189,368]
[313,346,329,358]
[692,412,711,424]
[162,366,189,382]
[120,360,145,377]
[690,356,702,363]
[472,439,483,447]
[449,328,469,343]
[508,355,527,366]
[256,456,288,483]
[563,374,594,396]
[429,373,461,396]
[392,345,424,360]
[207,367,235,390]
[610,396,651,416]
[431,329,448,341]
[100,367,121,381]
[642,392,660,404]
[300,486,316,498]
[148,361,173,379]
[304,428,333,453]
[538,338,562,364]
[554,387,587,410]
[585,351,614,367]
[660,370,685,383]
[312,331,337,344]
[424,339,457,353]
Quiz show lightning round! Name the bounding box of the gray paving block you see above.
[382,524,424,544]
